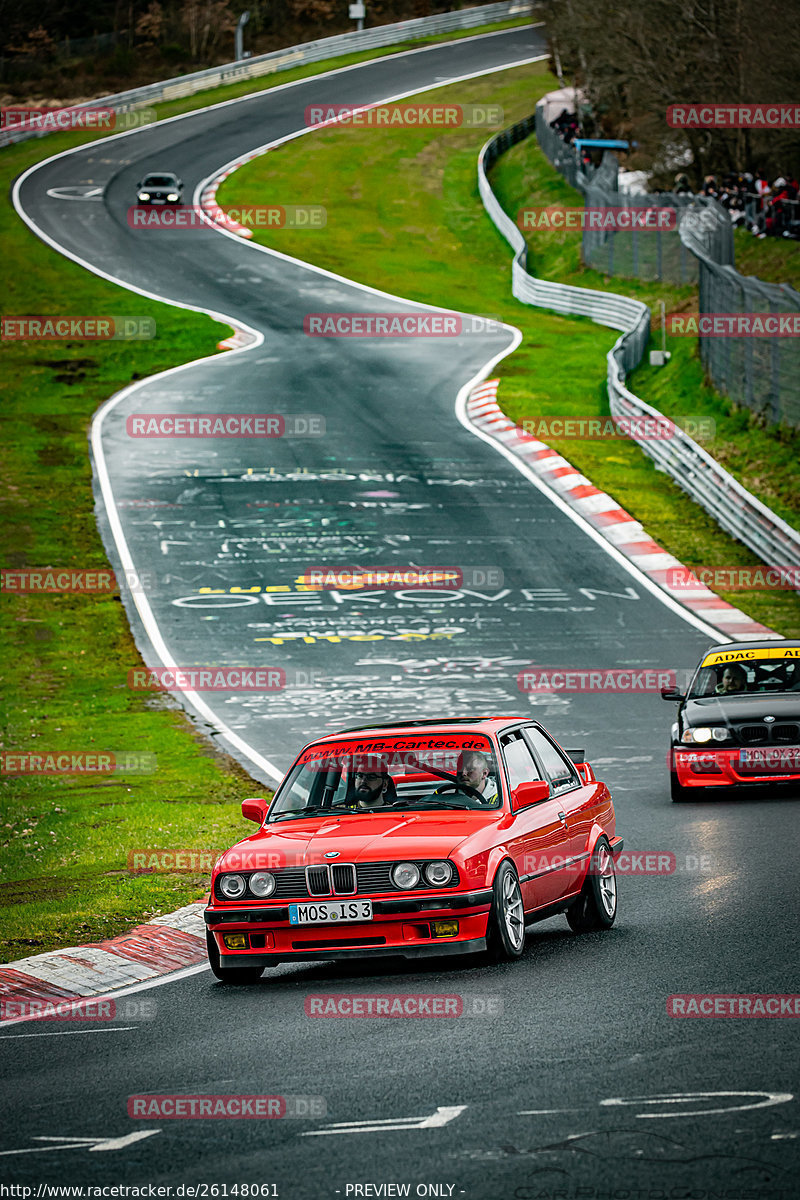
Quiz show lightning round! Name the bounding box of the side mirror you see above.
[511,779,550,810]
[241,797,267,823]
[177,179,183,188]
[661,687,685,702]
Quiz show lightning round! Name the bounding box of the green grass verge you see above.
[1,20,536,963]
[216,60,800,638]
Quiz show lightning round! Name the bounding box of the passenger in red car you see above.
[346,756,396,809]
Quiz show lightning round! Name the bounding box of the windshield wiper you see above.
[270,805,335,822]
[399,800,475,810]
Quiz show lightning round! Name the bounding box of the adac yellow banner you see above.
[702,646,800,667]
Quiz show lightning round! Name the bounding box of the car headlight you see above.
[687,727,713,743]
[167,192,179,201]
[423,860,453,887]
[138,192,150,201]
[248,871,276,898]
[711,728,730,742]
[219,873,246,899]
[391,862,420,889]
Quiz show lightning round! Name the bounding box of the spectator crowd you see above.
[679,171,800,239]
[549,108,799,240]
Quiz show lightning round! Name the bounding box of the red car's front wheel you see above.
[488,860,526,961]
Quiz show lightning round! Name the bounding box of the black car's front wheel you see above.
[670,768,693,802]
[488,860,526,961]
[206,931,264,983]
[566,838,618,933]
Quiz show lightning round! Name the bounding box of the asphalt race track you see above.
[4,25,799,1199]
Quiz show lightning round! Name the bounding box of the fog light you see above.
[223,933,248,950]
[431,920,459,938]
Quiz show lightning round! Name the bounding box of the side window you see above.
[500,732,542,792]
[525,728,579,791]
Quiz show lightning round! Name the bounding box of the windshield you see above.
[689,653,800,699]
[269,734,502,821]
[142,176,176,187]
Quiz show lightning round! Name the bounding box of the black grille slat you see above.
[773,724,800,743]
[331,863,357,894]
[306,865,331,896]
[739,724,768,744]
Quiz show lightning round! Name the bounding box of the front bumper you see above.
[205,889,493,964]
[672,745,800,789]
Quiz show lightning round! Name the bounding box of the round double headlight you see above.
[138,192,150,201]
[219,873,246,899]
[711,728,730,742]
[691,727,713,743]
[423,860,453,887]
[391,862,420,890]
[248,871,276,898]
[167,192,179,201]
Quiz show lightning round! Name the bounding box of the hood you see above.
[683,693,800,724]
[216,811,493,872]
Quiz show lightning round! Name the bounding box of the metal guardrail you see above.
[0,1,535,149]
[478,116,800,577]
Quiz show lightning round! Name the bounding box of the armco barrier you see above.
[0,1,535,149]
[478,115,800,580]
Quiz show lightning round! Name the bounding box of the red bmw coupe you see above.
[205,718,623,981]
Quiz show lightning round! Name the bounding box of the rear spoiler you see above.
[565,748,595,784]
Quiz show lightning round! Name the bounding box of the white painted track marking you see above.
[301,1105,467,1135]
[600,1091,794,1117]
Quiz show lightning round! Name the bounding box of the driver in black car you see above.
[435,750,499,804]
[715,663,748,695]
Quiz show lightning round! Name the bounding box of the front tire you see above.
[566,838,617,933]
[670,769,693,802]
[488,860,526,961]
[206,931,264,983]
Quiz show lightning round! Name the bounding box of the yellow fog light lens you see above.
[431,920,459,938]
[223,933,248,950]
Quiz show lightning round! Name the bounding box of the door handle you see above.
[558,811,566,822]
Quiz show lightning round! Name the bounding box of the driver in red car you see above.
[436,750,499,804]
